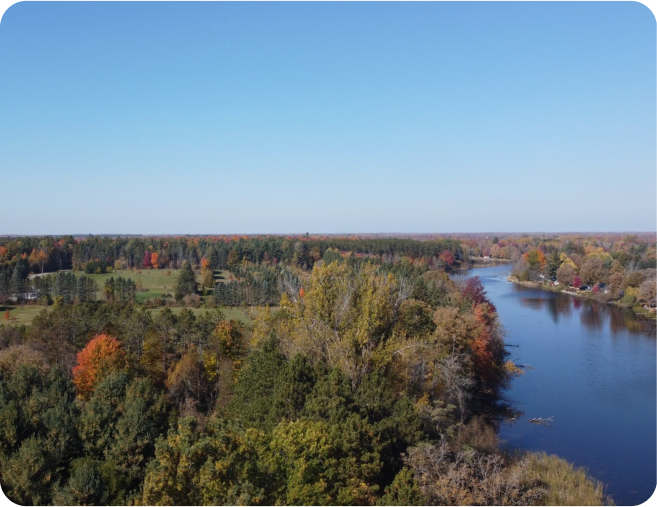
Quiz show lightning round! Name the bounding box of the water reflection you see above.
[513,286,654,338]
[580,305,604,331]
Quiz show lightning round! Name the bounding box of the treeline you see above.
[212,265,299,307]
[2,233,654,278]
[103,277,137,303]
[0,269,97,304]
[1,235,465,274]
[462,233,656,270]
[512,247,656,307]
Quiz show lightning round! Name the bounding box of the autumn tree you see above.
[462,276,496,313]
[556,263,576,286]
[72,334,126,399]
[439,250,454,267]
[523,249,547,273]
[638,278,656,306]
[201,257,214,289]
[151,252,159,269]
[579,256,606,285]
[142,251,152,269]
[252,262,406,384]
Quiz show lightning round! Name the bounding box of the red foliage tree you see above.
[573,275,582,288]
[440,250,454,267]
[142,251,152,269]
[462,276,496,313]
[72,334,126,399]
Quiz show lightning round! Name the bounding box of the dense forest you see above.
[0,234,635,505]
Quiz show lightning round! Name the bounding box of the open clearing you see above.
[77,269,180,302]
[0,305,49,326]
[2,269,255,326]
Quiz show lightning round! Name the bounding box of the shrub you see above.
[183,294,201,308]
[525,452,609,506]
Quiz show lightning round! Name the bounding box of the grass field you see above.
[78,268,234,302]
[0,305,50,326]
[77,269,180,302]
[1,269,254,327]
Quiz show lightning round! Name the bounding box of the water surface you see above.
[461,265,655,505]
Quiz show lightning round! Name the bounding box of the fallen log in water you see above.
[529,416,554,426]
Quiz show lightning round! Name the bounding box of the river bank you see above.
[470,264,656,505]
[507,275,656,320]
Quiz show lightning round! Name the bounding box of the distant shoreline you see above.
[507,275,656,320]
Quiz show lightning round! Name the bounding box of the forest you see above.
[0,233,635,505]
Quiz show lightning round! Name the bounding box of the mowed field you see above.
[78,269,233,302]
[1,269,251,326]
[1,305,49,326]
[76,269,179,302]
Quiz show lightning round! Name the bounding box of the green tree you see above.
[175,261,197,301]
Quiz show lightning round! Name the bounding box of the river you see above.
[459,264,656,506]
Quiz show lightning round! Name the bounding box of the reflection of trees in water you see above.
[519,297,544,310]
[580,304,604,331]
[519,294,574,324]
[609,308,655,336]
[547,296,572,323]
[516,291,655,338]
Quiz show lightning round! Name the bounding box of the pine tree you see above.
[175,261,197,301]
[103,276,116,301]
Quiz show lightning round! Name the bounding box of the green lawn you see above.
[77,269,180,302]
[1,268,253,327]
[80,268,235,302]
[1,305,50,326]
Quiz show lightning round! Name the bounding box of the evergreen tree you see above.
[175,261,197,301]
[104,277,115,301]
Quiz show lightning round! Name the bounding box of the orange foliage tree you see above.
[151,252,159,269]
[470,303,501,384]
[72,334,126,398]
[522,249,547,271]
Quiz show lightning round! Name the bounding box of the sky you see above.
[0,2,655,235]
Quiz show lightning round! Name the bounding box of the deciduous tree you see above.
[72,334,126,399]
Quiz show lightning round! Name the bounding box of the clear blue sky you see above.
[0,2,655,234]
